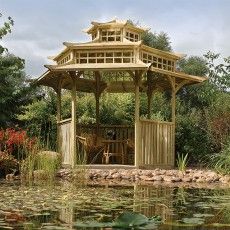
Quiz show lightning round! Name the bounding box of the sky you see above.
[1,0,230,77]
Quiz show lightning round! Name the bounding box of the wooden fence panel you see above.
[138,119,175,169]
[58,119,71,165]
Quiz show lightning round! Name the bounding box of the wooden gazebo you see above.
[36,19,206,169]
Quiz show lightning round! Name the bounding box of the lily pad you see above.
[113,212,149,228]
[181,217,204,225]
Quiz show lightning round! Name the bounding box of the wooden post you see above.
[94,71,101,139]
[54,77,62,153]
[69,71,77,168]
[146,71,154,119]
[171,77,176,124]
[56,82,62,153]
[169,76,176,167]
[134,70,141,168]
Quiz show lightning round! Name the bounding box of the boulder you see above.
[37,151,61,160]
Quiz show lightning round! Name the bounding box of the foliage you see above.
[0,127,37,177]
[0,151,18,176]
[142,31,172,51]
[177,153,189,172]
[0,14,37,128]
[0,128,36,159]
[204,51,230,91]
[127,19,172,51]
[0,13,14,53]
[177,54,230,164]
[210,140,230,174]
[18,88,57,150]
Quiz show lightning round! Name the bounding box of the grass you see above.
[176,153,189,172]
[210,140,230,174]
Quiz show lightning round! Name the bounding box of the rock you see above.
[219,176,230,184]
[182,177,192,182]
[152,175,163,181]
[37,151,61,159]
[33,170,47,180]
[163,176,173,182]
[171,177,182,182]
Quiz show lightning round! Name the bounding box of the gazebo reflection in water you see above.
[59,184,174,227]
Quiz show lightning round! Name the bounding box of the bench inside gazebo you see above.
[36,19,206,169]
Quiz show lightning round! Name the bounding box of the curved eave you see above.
[141,44,182,60]
[45,63,149,71]
[150,66,207,83]
[63,41,141,48]
[85,19,147,34]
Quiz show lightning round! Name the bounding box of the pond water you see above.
[1,180,230,229]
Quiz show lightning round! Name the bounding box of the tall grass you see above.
[176,153,189,172]
[210,140,230,174]
[20,127,61,181]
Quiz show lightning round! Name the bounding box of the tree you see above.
[127,20,172,51]
[142,31,172,51]
[0,13,36,128]
[204,51,230,91]
[0,13,14,54]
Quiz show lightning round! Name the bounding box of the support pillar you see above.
[69,72,77,168]
[54,77,62,153]
[94,71,101,139]
[56,84,61,153]
[134,70,141,167]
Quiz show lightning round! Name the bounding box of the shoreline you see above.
[57,167,230,188]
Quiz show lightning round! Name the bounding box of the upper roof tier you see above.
[84,19,148,42]
[36,18,207,92]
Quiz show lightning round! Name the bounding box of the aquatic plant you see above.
[74,211,162,229]
[176,153,189,172]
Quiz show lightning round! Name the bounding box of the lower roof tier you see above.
[36,64,207,93]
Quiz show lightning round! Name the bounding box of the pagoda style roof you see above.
[85,19,148,34]
[36,18,207,94]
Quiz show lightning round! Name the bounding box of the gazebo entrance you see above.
[36,19,206,169]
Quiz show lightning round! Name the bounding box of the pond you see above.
[1,180,230,229]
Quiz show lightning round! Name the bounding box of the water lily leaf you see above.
[181,217,204,225]
[193,213,214,218]
[113,211,149,228]
[73,221,113,228]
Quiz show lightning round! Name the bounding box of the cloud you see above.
[1,0,230,76]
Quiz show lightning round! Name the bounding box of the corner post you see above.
[94,71,101,139]
[134,70,141,168]
[53,77,62,153]
[69,71,77,168]
[146,71,153,119]
[168,75,176,167]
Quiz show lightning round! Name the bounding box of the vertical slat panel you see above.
[138,119,174,168]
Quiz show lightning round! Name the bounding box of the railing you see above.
[77,124,135,164]
[137,119,175,168]
[58,120,134,165]
[58,119,175,167]
[58,118,72,165]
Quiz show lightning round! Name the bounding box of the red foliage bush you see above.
[0,128,37,177]
[0,128,36,156]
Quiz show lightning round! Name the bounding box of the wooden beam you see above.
[175,79,190,93]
